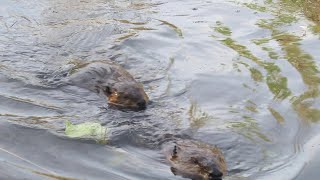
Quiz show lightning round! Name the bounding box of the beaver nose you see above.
[209,169,223,180]
[137,100,146,109]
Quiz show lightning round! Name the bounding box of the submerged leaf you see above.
[65,121,108,143]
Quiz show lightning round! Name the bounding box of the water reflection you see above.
[188,100,212,129]
[244,0,320,123]
[213,21,291,100]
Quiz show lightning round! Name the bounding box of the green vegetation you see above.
[214,21,232,36]
[310,24,320,34]
[221,38,260,64]
[213,22,291,100]
[268,107,285,124]
[251,1,320,121]
[282,0,320,24]
[244,0,320,25]
[213,0,320,143]
[249,68,263,82]
[229,116,271,142]
[262,23,319,122]
[252,38,270,45]
[245,100,259,113]
[262,47,279,60]
[243,2,267,12]
[65,120,108,143]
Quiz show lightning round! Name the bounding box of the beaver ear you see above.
[105,86,112,96]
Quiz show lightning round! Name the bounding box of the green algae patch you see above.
[249,68,263,82]
[229,116,271,142]
[273,33,320,87]
[266,73,291,99]
[252,38,270,45]
[256,19,274,29]
[262,47,279,60]
[293,101,320,123]
[264,62,291,99]
[221,38,261,64]
[292,90,320,122]
[214,21,232,36]
[243,2,267,12]
[213,21,291,100]
[273,33,301,45]
[277,33,320,122]
[257,0,320,32]
[213,22,261,64]
[252,0,320,121]
[291,88,320,122]
[302,0,320,23]
[310,24,320,34]
[245,100,259,113]
[226,0,320,123]
[65,121,108,143]
[273,14,297,25]
[269,107,285,124]
[256,16,297,30]
[220,37,291,99]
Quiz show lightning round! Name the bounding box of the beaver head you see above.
[103,81,149,110]
[163,140,227,180]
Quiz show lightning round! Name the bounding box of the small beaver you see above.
[163,140,227,180]
[67,61,149,110]
[68,61,227,179]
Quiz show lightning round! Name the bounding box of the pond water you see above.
[0,0,320,179]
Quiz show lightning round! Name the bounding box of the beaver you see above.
[68,61,227,180]
[66,61,149,110]
[163,139,227,180]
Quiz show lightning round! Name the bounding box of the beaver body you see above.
[67,61,148,109]
[68,61,227,180]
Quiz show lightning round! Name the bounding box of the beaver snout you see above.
[209,169,223,180]
[137,100,147,109]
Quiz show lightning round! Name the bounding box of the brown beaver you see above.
[163,140,227,180]
[68,61,227,180]
[67,61,149,110]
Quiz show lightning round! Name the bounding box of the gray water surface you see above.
[1,0,320,179]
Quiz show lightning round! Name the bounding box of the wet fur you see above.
[67,61,132,93]
[163,140,227,180]
[67,61,148,109]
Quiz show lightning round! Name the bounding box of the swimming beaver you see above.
[163,140,227,180]
[67,61,149,110]
[68,61,227,179]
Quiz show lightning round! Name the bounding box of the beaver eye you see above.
[105,86,112,95]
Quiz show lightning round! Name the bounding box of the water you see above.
[0,0,320,179]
